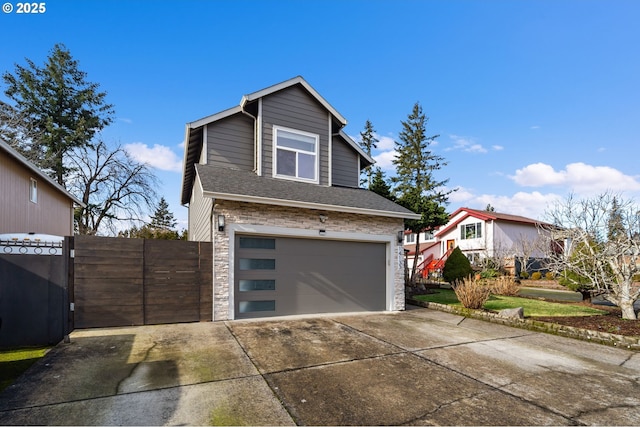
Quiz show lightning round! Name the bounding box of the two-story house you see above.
[0,140,83,237]
[434,207,550,273]
[403,207,554,278]
[181,77,420,320]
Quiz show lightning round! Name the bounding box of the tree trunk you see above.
[579,290,592,303]
[620,299,637,320]
[410,233,421,286]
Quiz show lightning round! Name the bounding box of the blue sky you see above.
[2,0,639,231]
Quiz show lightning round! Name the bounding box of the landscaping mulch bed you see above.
[534,301,640,337]
[412,282,640,338]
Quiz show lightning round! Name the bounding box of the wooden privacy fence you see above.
[72,236,212,329]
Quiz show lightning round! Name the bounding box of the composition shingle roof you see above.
[195,164,420,219]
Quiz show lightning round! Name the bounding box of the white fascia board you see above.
[338,130,375,164]
[0,141,85,207]
[202,190,421,220]
[240,76,347,126]
[188,106,243,129]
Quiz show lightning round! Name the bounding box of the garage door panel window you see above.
[239,300,276,313]
[239,279,276,291]
[239,237,276,250]
[239,258,276,270]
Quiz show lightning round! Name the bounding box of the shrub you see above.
[480,268,499,279]
[489,276,520,296]
[519,271,529,279]
[453,276,491,309]
[531,271,542,280]
[442,247,473,285]
[545,272,555,280]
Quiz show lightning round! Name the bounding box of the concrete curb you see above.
[407,298,640,351]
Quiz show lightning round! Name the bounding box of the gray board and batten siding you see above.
[206,112,254,171]
[234,235,386,319]
[261,85,330,185]
[331,134,360,188]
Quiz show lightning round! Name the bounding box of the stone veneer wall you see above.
[211,200,406,320]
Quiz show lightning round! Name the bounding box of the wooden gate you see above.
[72,236,212,328]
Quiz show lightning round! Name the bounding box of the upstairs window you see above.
[29,178,37,203]
[273,126,318,183]
[405,233,415,244]
[461,222,482,240]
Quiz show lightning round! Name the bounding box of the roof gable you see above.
[181,77,373,205]
[0,141,84,206]
[435,207,546,237]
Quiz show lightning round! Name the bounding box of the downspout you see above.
[240,100,259,175]
[210,199,216,320]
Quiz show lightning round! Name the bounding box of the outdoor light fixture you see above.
[397,230,404,244]
[217,215,225,232]
[319,214,327,223]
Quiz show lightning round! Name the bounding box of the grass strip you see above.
[413,289,607,317]
[0,347,49,392]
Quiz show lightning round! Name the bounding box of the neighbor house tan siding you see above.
[0,149,74,235]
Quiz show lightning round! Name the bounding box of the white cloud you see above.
[124,142,182,172]
[447,187,563,220]
[372,150,397,170]
[511,162,640,194]
[530,125,540,130]
[446,134,500,154]
[377,135,395,150]
[118,117,133,124]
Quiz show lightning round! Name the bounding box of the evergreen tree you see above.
[358,120,378,188]
[369,168,394,201]
[607,196,625,242]
[442,247,473,286]
[485,204,496,212]
[3,43,114,185]
[150,197,177,230]
[392,102,452,284]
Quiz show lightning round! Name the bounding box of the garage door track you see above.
[1,307,639,425]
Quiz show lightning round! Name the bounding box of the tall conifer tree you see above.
[3,43,115,185]
[392,102,451,284]
[358,119,378,188]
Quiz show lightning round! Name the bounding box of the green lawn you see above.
[414,289,607,317]
[0,347,49,392]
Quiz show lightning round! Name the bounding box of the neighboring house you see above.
[403,229,438,271]
[181,76,420,320]
[434,207,550,273]
[0,140,83,236]
[402,207,553,277]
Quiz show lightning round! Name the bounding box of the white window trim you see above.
[272,125,319,184]
[460,222,482,240]
[29,178,37,203]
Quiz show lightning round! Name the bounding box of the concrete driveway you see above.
[1,306,640,425]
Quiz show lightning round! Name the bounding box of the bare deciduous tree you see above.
[68,139,158,235]
[541,192,640,320]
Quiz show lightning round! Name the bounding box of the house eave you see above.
[201,190,421,220]
[338,130,375,165]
